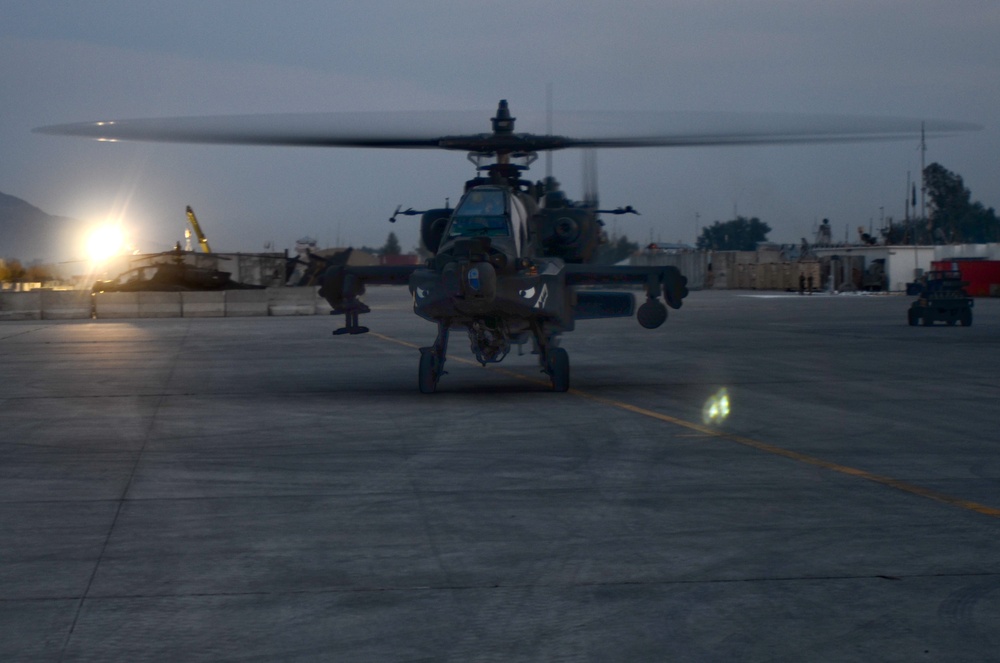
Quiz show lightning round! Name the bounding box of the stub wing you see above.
[565,264,689,310]
[318,264,418,311]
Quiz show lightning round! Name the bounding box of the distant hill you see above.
[0,191,81,263]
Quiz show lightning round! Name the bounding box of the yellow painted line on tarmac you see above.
[369,332,426,352]
[369,331,1000,519]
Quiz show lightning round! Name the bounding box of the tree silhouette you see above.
[0,259,26,282]
[884,163,999,244]
[924,163,999,243]
[381,232,402,256]
[696,216,771,251]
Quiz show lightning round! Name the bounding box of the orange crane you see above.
[185,205,212,253]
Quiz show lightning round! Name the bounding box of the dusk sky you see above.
[2,1,997,261]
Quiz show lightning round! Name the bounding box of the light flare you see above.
[702,388,731,425]
[85,224,126,263]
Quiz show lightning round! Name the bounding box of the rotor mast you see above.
[459,100,539,188]
[491,100,516,167]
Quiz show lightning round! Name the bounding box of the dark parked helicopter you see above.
[36,102,976,391]
[92,244,264,293]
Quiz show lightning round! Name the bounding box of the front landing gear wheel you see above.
[548,347,570,392]
[418,351,439,394]
[418,323,450,394]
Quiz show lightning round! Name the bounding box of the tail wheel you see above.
[418,351,439,394]
[907,309,918,326]
[960,308,973,327]
[548,347,570,392]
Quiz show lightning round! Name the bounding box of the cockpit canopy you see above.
[447,188,510,238]
[444,186,527,257]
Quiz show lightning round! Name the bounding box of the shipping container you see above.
[931,260,1000,297]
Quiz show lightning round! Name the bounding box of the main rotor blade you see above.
[545,111,980,148]
[34,110,980,151]
[33,111,489,148]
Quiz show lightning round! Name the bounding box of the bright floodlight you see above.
[86,225,125,263]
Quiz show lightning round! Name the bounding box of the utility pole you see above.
[920,122,927,223]
[545,82,553,182]
[905,171,910,222]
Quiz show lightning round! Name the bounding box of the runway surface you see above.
[2,288,999,661]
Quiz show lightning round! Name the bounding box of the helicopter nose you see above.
[442,261,497,302]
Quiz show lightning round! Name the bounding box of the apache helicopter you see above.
[92,244,264,293]
[35,101,976,392]
[313,101,694,393]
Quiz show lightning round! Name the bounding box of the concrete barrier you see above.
[94,292,140,319]
[0,291,42,320]
[0,288,325,320]
[41,291,92,320]
[225,289,269,317]
[314,297,332,315]
[138,292,182,318]
[182,291,225,317]
[268,287,317,316]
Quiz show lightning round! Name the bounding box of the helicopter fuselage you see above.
[408,184,573,364]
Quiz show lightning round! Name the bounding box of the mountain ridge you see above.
[0,191,80,263]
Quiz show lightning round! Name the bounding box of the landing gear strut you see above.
[546,347,570,392]
[532,321,569,392]
[331,304,370,335]
[326,273,371,335]
[418,323,450,394]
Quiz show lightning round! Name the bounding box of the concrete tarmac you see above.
[2,288,999,662]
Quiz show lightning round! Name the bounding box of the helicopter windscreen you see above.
[447,189,510,238]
